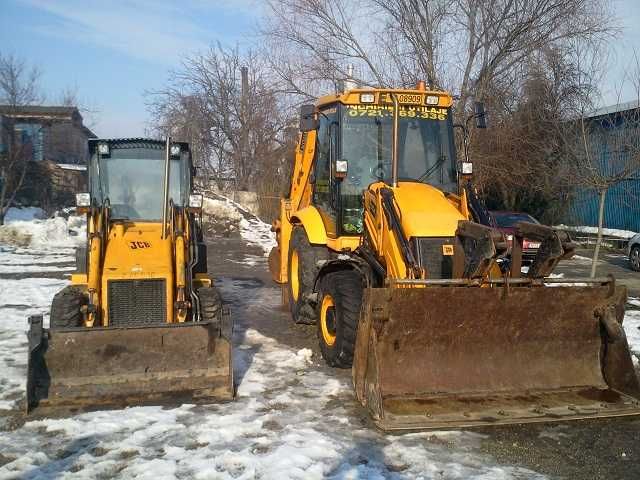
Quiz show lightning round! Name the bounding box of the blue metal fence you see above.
[567,180,640,232]
[562,104,640,233]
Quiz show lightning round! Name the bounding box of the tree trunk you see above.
[590,188,607,278]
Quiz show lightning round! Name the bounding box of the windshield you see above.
[339,104,456,233]
[89,145,188,221]
[492,212,539,228]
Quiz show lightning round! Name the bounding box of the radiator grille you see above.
[108,279,166,327]
[413,237,455,279]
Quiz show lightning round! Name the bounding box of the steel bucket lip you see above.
[48,320,220,333]
[374,386,640,431]
[374,408,640,432]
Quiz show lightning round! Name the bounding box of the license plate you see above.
[397,93,424,105]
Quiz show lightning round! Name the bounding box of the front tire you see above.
[50,286,86,329]
[288,227,328,324]
[316,270,364,368]
[630,246,640,272]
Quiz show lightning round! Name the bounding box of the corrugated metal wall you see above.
[567,180,640,232]
[563,107,640,233]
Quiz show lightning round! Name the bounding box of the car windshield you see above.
[89,145,187,221]
[493,213,539,228]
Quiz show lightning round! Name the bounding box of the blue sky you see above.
[1,0,639,137]
[0,0,259,137]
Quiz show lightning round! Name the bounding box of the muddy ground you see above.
[208,230,640,480]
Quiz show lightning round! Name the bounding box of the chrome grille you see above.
[413,237,455,279]
[108,279,166,326]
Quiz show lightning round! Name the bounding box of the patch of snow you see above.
[4,207,46,223]
[202,197,243,223]
[624,309,640,366]
[0,215,85,249]
[0,274,67,411]
[56,163,87,172]
[555,224,637,239]
[0,253,548,479]
[203,195,276,256]
[570,254,593,263]
[0,264,73,274]
[239,217,277,256]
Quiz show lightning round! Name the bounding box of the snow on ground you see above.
[0,214,85,250]
[203,195,276,256]
[625,298,640,367]
[1,204,638,479]
[0,276,68,411]
[555,224,638,239]
[0,270,546,479]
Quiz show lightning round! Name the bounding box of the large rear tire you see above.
[50,286,86,329]
[316,270,363,368]
[288,227,328,324]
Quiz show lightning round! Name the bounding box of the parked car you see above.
[628,233,640,272]
[490,211,542,265]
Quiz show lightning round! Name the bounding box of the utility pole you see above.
[240,66,249,191]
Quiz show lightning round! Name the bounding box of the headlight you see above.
[360,93,375,103]
[426,95,439,105]
[76,193,91,207]
[170,144,181,156]
[461,162,473,174]
[188,194,203,208]
[97,143,109,155]
[335,160,348,173]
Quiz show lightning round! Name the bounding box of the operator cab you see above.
[309,89,457,235]
[87,139,192,221]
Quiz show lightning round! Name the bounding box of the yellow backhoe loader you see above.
[26,138,233,414]
[270,83,640,430]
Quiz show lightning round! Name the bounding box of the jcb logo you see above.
[130,241,151,250]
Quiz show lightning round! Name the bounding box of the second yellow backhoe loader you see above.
[26,138,233,414]
[270,83,640,430]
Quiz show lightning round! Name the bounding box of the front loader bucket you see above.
[26,315,233,415]
[353,281,640,430]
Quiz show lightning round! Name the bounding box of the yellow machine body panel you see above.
[99,222,175,325]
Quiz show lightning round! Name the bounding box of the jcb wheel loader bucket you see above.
[26,315,233,415]
[353,283,640,431]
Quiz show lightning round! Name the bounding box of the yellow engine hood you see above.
[102,222,174,279]
[386,182,466,238]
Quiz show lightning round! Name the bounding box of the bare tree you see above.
[0,52,43,224]
[147,44,293,192]
[263,0,615,114]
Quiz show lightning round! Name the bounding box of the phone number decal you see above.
[346,105,447,120]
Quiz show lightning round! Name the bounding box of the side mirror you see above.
[474,102,487,129]
[299,104,319,132]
